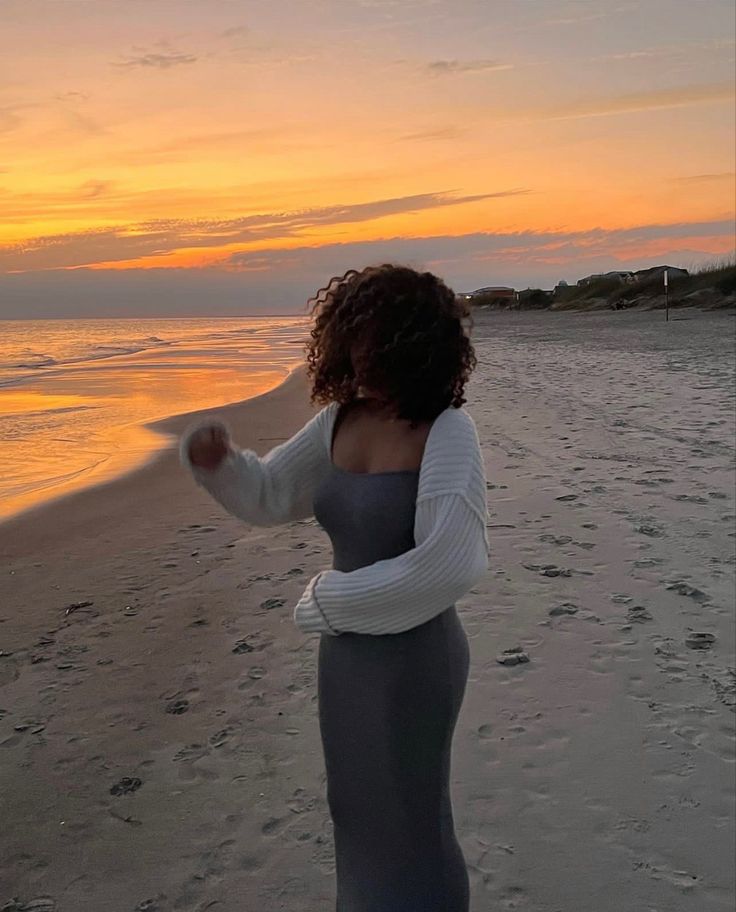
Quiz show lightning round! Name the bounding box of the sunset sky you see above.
[1,0,734,317]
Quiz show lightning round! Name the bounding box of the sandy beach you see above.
[1,307,734,912]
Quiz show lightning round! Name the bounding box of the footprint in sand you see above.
[232,631,272,655]
[209,726,237,748]
[538,533,572,545]
[261,815,290,837]
[633,557,662,568]
[685,632,716,650]
[232,639,254,654]
[665,581,709,602]
[637,523,664,537]
[548,603,579,617]
[134,896,166,912]
[165,698,189,715]
[497,647,530,666]
[632,859,698,891]
[286,786,318,816]
[627,606,653,623]
[2,900,57,912]
[109,776,142,796]
[672,494,709,504]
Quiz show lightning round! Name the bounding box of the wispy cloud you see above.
[671,172,735,184]
[0,189,529,272]
[220,25,250,40]
[53,91,90,102]
[428,59,512,75]
[396,126,465,142]
[533,82,734,122]
[220,219,736,272]
[77,180,116,199]
[114,51,198,69]
[593,38,736,63]
[543,3,637,27]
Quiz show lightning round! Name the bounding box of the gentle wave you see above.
[0,315,311,520]
[0,323,306,385]
[2,337,173,373]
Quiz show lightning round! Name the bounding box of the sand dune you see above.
[1,307,734,911]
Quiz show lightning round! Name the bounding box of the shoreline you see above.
[0,361,314,559]
[0,361,307,533]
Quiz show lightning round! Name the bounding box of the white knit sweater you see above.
[180,400,489,636]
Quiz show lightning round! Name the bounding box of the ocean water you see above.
[0,316,312,521]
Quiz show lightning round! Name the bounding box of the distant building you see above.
[462,285,516,300]
[634,265,689,281]
[577,271,636,287]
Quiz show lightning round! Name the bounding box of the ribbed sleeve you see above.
[179,404,335,526]
[293,491,489,635]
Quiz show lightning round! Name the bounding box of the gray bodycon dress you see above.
[314,462,471,911]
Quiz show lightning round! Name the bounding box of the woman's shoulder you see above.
[433,403,480,440]
[431,410,482,468]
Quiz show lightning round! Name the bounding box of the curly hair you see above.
[303,263,477,426]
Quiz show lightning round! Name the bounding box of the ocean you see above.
[0,315,312,521]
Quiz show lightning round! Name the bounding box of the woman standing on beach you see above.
[181,264,489,911]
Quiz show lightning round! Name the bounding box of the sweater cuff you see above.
[293,572,340,635]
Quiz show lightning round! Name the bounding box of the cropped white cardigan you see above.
[180,400,489,636]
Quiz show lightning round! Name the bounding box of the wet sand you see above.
[1,307,734,911]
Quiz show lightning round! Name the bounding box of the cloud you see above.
[53,91,90,102]
[0,189,530,272]
[428,59,512,75]
[114,51,198,69]
[219,219,736,273]
[1,218,732,318]
[77,180,116,199]
[220,25,250,39]
[533,82,735,122]
[543,3,636,27]
[397,127,465,142]
[671,172,735,184]
[593,38,736,63]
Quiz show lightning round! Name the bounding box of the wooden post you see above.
[664,268,669,321]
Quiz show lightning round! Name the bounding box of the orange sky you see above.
[1,0,734,314]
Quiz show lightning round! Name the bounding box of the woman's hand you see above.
[186,424,231,471]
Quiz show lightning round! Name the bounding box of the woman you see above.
[181,263,489,911]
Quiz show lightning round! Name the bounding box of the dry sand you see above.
[1,307,734,912]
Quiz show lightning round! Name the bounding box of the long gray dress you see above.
[314,462,471,911]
